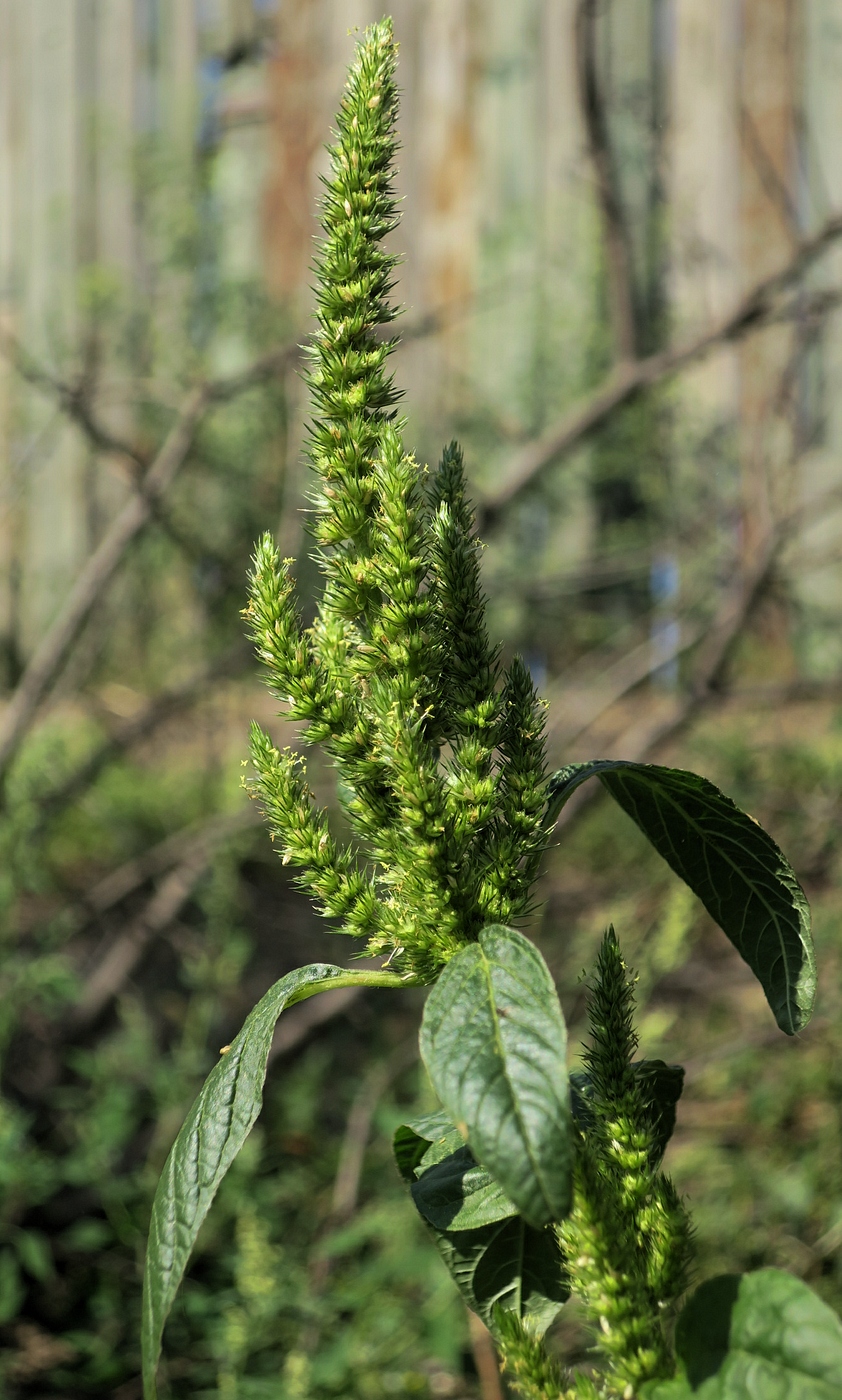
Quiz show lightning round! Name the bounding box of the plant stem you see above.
[558,930,694,1396]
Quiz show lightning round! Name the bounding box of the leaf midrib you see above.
[477,944,553,1218]
[608,769,803,1028]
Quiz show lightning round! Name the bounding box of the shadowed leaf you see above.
[411,1145,519,1230]
[546,761,815,1035]
[570,1059,684,1166]
[420,924,573,1228]
[393,1124,568,1340]
[643,1269,842,1398]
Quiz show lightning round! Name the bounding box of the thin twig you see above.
[204,342,304,402]
[553,531,781,830]
[33,642,251,833]
[329,1039,418,1224]
[88,809,261,918]
[4,338,148,471]
[477,215,842,524]
[739,102,800,241]
[68,858,213,1033]
[32,808,264,960]
[66,807,262,1032]
[3,333,303,594]
[544,619,704,751]
[2,332,303,469]
[309,1039,419,1294]
[715,677,842,705]
[468,1312,506,1400]
[0,386,211,787]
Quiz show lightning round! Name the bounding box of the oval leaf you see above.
[393,1112,462,1183]
[420,924,573,1228]
[644,1269,842,1398]
[142,963,404,1399]
[546,761,816,1035]
[392,1122,567,1336]
[411,1145,519,1230]
[426,1215,567,1337]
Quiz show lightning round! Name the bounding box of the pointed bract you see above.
[244,20,549,979]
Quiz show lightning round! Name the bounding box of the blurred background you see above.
[2,1,842,1396]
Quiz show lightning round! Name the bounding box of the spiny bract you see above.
[243,18,548,984]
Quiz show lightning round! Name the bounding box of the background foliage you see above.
[2,2,842,1397]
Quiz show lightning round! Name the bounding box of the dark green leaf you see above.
[634,1060,685,1162]
[420,924,574,1227]
[392,1121,567,1335]
[427,1215,568,1337]
[393,1111,467,1185]
[411,1145,519,1230]
[142,962,405,1400]
[643,1269,842,1398]
[570,1059,684,1166]
[676,1274,741,1387]
[546,761,816,1035]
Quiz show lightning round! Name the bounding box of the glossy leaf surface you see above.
[411,1145,519,1230]
[420,924,573,1227]
[546,761,815,1035]
[393,1111,465,1183]
[433,1215,568,1336]
[643,1269,842,1398]
[143,963,404,1399]
[393,1120,568,1336]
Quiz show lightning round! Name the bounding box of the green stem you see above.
[287,968,417,1006]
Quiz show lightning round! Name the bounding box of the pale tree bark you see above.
[476,219,842,524]
[575,0,639,362]
[263,0,327,308]
[409,0,478,422]
[738,0,801,579]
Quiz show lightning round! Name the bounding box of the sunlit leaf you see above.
[420,924,573,1227]
[643,1269,842,1398]
[546,761,816,1035]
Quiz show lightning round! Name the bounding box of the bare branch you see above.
[0,386,210,787]
[3,332,304,587]
[739,102,800,240]
[205,341,304,401]
[66,807,263,1032]
[478,215,842,525]
[575,0,639,361]
[23,808,264,957]
[4,337,148,471]
[328,1040,418,1224]
[33,642,251,832]
[552,531,780,830]
[467,1313,506,1400]
[68,855,211,1033]
[544,618,704,750]
[2,332,304,468]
